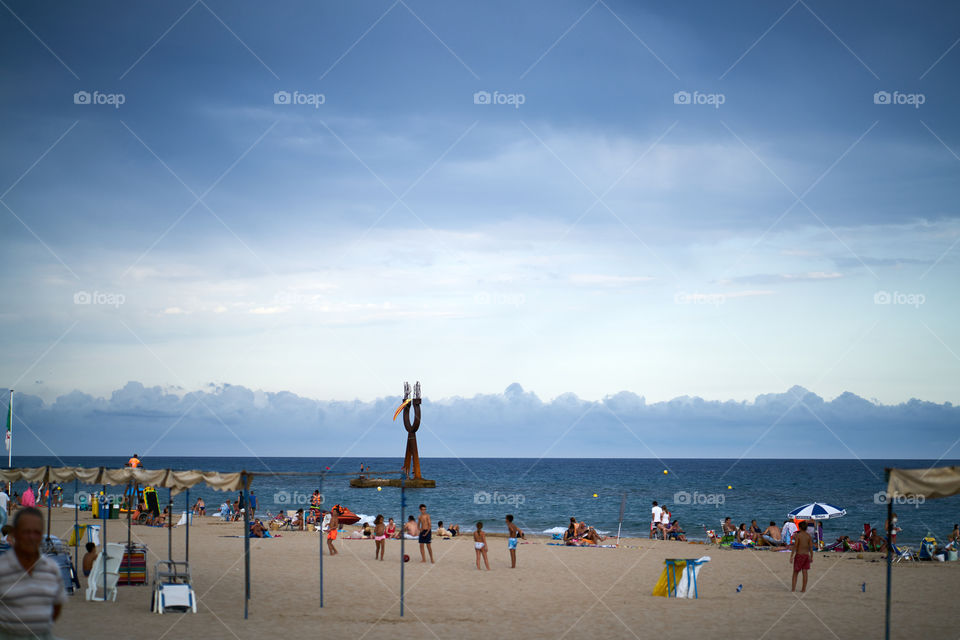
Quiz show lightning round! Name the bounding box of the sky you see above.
[1,1,959,457]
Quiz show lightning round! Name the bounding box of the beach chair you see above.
[151,560,197,614]
[892,543,915,563]
[85,543,124,602]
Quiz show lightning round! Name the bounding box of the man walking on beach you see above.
[0,507,66,638]
[326,509,339,556]
[790,521,813,592]
[418,504,434,563]
[650,501,662,539]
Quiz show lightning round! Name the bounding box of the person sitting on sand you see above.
[868,529,887,553]
[386,518,398,539]
[293,509,304,531]
[361,522,373,538]
[722,517,736,535]
[576,520,589,538]
[667,521,686,542]
[736,523,748,543]
[436,521,451,538]
[781,520,798,546]
[948,524,959,546]
[250,519,266,538]
[749,520,762,542]
[404,515,418,539]
[448,523,460,537]
[563,519,578,545]
[582,527,605,545]
[761,521,783,546]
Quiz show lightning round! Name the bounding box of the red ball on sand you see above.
[403,554,410,562]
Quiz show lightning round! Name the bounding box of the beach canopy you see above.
[886,466,960,500]
[787,502,846,520]
[0,465,244,495]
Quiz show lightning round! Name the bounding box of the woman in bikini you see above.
[386,518,398,539]
[374,515,386,561]
[474,521,490,570]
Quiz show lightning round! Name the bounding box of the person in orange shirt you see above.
[127,454,141,468]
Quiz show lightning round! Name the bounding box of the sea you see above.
[16,456,960,543]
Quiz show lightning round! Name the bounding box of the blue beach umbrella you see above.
[788,502,846,520]
[788,502,846,548]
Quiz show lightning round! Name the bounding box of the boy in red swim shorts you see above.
[790,521,813,592]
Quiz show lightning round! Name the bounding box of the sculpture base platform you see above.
[349,477,436,488]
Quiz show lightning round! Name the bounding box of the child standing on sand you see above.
[506,514,523,568]
[474,522,490,570]
[374,514,386,561]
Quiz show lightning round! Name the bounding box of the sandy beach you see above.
[48,507,958,640]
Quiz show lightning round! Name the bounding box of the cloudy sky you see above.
[1,1,959,456]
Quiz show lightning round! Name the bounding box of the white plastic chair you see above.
[85,543,124,602]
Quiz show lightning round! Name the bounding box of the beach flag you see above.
[4,390,11,453]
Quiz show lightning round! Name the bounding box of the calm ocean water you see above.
[15,456,960,543]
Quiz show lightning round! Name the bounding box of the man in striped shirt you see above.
[0,507,66,639]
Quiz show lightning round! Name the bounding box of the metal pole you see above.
[400,473,405,617]
[319,473,324,608]
[73,479,79,581]
[185,488,190,564]
[45,468,51,540]
[243,473,251,619]
[167,489,173,563]
[884,498,892,640]
[126,485,132,585]
[101,483,107,602]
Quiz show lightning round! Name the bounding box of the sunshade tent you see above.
[0,465,412,619]
[883,466,960,640]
